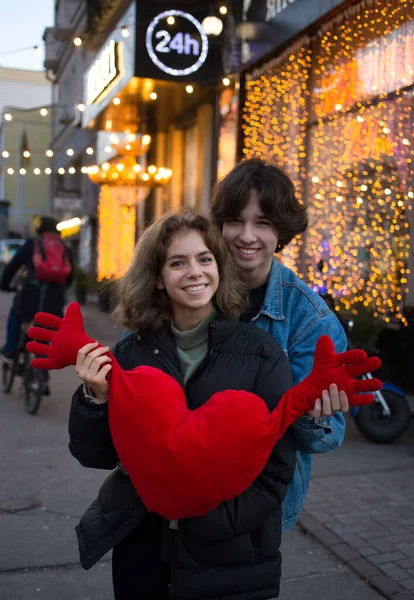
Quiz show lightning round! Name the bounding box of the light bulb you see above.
[77,103,86,112]
[73,37,82,46]
[2,151,9,158]
[150,92,157,100]
[186,85,194,94]
[121,26,129,38]
[46,149,53,157]
[86,147,94,155]
[201,16,223,36]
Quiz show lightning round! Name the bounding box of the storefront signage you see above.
[145,10,208,77]
[86,40,122,104]
[240,0,344,67]
[53,190,82,211]
[264,0,297,21]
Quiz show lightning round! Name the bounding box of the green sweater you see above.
[171,310,217,384]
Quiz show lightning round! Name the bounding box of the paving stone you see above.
[395,544,414,558]
[313,529,343,547]
[400,579,414,591]
[370,538,397,553]
[328,543,360,563]
[369,574,404,596]
[297,514,325,534]
[341,534,370,550]
[384,534,414,545]
[392,592,414,600]
[347,558,382,578]
[359,547,380,558]
[380,563,413,582]
[398,560,414,570]
[369,552,407,565]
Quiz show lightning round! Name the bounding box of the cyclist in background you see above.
[0,216,73,393]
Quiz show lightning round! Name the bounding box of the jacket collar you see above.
[257,258,284,321]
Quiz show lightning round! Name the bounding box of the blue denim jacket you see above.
[252,259,347,531]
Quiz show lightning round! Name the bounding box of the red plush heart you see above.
[27,303,381,519]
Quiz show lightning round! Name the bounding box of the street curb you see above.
[298,511,414,600]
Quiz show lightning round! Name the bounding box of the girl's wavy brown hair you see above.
[112,211,248,331]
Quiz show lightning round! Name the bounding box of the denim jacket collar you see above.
[256,258,284,322]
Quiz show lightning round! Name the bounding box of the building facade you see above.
[0,68,52,236]
[45,0,230,279]
[237,0,414,321]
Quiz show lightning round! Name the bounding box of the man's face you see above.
[222,190,279,287]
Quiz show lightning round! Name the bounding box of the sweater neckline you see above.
[171,310,217,350]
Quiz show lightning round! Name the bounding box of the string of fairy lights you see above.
[0,3,230,60]
[242,0,413,324]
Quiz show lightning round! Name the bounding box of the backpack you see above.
[33,232,72,285]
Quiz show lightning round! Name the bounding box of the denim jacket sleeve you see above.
[289,310,347,454]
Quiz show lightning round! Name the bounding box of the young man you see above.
[210,158,348,531]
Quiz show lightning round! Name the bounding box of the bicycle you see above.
[2,323,47,415]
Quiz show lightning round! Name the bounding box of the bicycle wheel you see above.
[2,358,18,394]
[23,355,44,415]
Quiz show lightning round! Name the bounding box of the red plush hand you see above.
[268,335,382,441]
[26,303,99,369]
[304,335,381,406]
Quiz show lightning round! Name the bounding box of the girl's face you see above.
[159,229,219,325]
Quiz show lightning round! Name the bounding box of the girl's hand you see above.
[75,342,112,402]
[308,384,349,418]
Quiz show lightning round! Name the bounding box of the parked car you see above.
[0,239,25,280]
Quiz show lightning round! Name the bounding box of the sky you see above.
[0,0,54,71]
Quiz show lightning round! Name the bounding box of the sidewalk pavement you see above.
[0,295,397,599]
[298,471,414,600]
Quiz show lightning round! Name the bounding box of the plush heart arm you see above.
[26,302,108,370]
[269,335,382,440]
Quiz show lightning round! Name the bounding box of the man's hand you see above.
[308,384,349,418]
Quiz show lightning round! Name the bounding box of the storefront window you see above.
[242,0,413,322]
[217,87,238,181]
[97,185,136,281]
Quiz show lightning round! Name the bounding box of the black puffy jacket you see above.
[69,317,297,600]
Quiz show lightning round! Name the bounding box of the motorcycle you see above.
[346,320,410,443]
[320,294,410,443]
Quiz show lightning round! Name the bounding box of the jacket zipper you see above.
[184,321,215,391]
[251,528,260,560]
[168,529,178,599]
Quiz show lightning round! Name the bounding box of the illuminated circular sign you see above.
[145,10,209,77]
